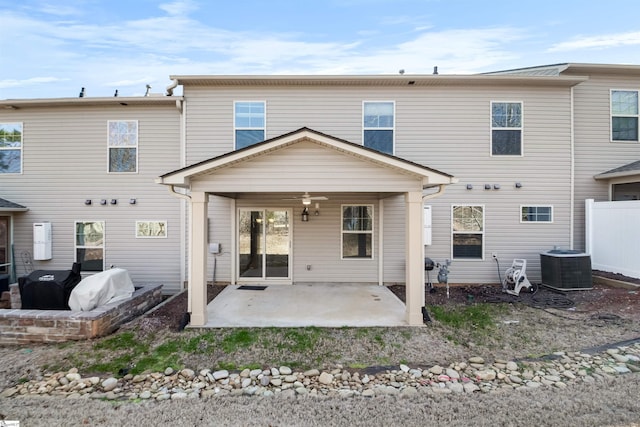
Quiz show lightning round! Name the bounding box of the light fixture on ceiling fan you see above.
[282,192,328,205]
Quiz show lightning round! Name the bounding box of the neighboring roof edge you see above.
[594,160,640,180]
[483,62,640,77]
[0,197,28,212]
[562,63,640,76]
[157,127,456,187]
[482,63,570,76]
[0,96,183,109]
[168,74,586,88]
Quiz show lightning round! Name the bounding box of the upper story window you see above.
[491,102,522,155]
[521,205,553,223]
[341,205,373,259]
[452,205,484,259]
[235,101,265,149]
[108,120,138,173]
[611,90,639,142]
[0,122,22,174]
[363,101,394,155]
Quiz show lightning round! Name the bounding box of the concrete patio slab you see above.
[204,283,408,327]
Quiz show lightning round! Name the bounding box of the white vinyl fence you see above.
[585,199,640,279]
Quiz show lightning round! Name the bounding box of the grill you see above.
[18,263,82,310]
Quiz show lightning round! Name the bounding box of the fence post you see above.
[584,199,594,255]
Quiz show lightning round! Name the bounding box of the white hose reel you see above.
[502,259,534,296]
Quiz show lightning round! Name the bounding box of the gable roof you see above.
[157,127,457,188]
[0,198,28,212]
[594,160,640,180]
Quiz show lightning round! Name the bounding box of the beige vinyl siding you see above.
[0,104,183,292]
[381,195,406,283]
[183,83,573,284]
[206,195,233,283]
[191,141,422,193]
[565,73,640,251]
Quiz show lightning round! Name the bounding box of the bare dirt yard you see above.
[1,276,639,426]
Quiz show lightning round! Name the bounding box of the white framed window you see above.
[75,221,105,272]
[491,101,523,155]
[452,205,484,259]
[611,90,639,142]
[235,101,265,149]
[0,122,23,174]
[520,205,553,223]
[341,205,373,259]
[363,101,394,154]
[108,120,138,172]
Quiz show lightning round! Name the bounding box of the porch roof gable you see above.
[0,197,28,212]
[594,160,640,181]
[157,127,456,188]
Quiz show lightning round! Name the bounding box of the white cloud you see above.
[158,0,199,17]
[549,31,640,52]
[0,76,68,89]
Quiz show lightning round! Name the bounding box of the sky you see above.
[1,0,640,100]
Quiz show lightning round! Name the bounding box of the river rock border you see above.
[2,343,639,400]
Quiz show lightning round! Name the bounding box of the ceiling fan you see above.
[282,192,328,205]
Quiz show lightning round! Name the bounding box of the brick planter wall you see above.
[0,284,163,345]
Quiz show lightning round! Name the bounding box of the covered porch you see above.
[205,283,406,327]
[156,128,456,327]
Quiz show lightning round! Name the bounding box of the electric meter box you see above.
[33,222,52,260]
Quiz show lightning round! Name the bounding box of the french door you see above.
[238,209,291,282]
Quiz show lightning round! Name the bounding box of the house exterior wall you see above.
[0,102,184,292]
[5,65,637,292]
[562,71,640,251]
[183,83,575,284]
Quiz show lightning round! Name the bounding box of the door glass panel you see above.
[239,211,264,278]
[265,210,289,278]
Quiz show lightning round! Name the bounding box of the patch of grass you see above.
[89,354,136,375]
[133,353,181,375]
[217,361,237,371]
[373,334,384,346]
[429,303,501,330]
[348,363,368,369]
[279,327,325,352]
[220,329,256,353]
[355,328,370,339]
[94,332,140,351]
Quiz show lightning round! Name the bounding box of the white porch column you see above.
[405,191,424,325]
[189,191,209,326]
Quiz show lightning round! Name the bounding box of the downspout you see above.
[167,184,191,201]
[167,184,190,285]
[570,87,575,249]
[165,79,179,96]
[422,184,446,201]
[419,183,446,323]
